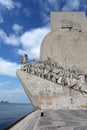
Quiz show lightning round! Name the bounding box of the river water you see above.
[0,103,34,130]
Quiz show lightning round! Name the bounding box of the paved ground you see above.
[10,110,87,130]
[36,110,87,130]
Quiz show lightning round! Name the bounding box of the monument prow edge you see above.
[16,54,87,110]
[16,12,87,110]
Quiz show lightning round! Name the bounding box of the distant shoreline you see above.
[0,101,9,104]
[0,102,31,105]
[0,103,34,130]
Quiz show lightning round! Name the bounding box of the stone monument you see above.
[17,12,87,110]
[40,12,87,71]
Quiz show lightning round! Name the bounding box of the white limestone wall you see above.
[40,29,87,71]
[50,12,87,32]
[17,70,87,110]
[40,12,87,71]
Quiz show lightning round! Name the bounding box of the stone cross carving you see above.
[61,20,81,32]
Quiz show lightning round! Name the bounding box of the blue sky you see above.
[0,0,87,103]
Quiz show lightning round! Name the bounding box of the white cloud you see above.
[0,58,20,77]
[0,29,20,46]
[0,26,50,59]
[0,29,6,39]
[33,0,59,23]
[0,15,3,23]
[19,27,50,59]
[0,0,21,10]
[33,0,84,23]
[14,1,21,9]
[6,34,20,45]
[0,0,14,9]
[62,0,80,11]
[0,87,30,103]
[12,24,23,34]
[47,0,59,9]
[23,8,31,17]
[0,81,11,87]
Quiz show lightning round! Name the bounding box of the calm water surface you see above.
[0,103,34,130]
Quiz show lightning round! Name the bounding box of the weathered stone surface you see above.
[40,12,87,71]
[10,110,87,130]
[20,57,87,96]
[17,69,87,110]
[17,12,87,110]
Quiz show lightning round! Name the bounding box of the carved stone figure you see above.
[20,55,87,95]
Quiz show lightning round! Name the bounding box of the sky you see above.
[0,0,87,103]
